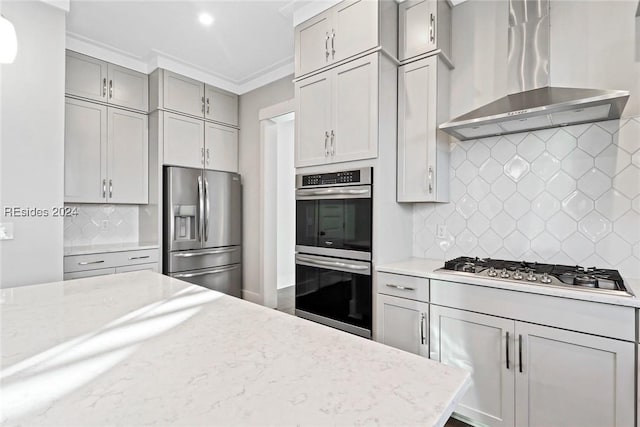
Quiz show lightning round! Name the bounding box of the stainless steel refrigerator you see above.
[163,166,242,297]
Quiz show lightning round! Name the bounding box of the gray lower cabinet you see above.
[66,50,148,112]
[64,249,159,280]
[376,294,429,357]
[430,304,635,427]
[64,97,148,204]
[115,263,159,273]
[64,268,116,281]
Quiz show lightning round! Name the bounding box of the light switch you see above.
[0,223,14,240]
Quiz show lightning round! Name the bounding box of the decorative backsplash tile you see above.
[64,204,139,247]
[414,117,640,278]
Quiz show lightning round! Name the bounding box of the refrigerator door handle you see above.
[173,247,239,257]
[173,264,239,278]
[204,176,210,242]
[197,175,204,242]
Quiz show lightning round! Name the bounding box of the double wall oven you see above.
[295,168,373,338]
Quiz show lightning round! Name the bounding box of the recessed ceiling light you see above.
[198,12,214,26]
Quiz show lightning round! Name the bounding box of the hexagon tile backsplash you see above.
[63,204,139,247]
[414,117,640,278]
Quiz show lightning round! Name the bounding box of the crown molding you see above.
[293,1,340,27]
[66,32,295,95]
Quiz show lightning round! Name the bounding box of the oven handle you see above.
[295,254,371,275]
[295,186,371,200]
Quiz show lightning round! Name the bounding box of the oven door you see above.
[295,185,372,261]
[295,253,372,338]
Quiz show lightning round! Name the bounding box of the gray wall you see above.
[238,75,294,301]
[0,1,66,287]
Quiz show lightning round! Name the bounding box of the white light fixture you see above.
[198,12,214,26]
[0,14,17,64]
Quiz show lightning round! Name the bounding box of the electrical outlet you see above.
[101,220,109,231]
[436,224,447,239]
[0,223,14,240]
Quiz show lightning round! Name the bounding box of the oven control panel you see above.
[297,168,372,188]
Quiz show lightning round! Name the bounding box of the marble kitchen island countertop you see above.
[1,271,470,427]
[377,258,640,308]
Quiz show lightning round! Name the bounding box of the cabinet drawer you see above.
[431,280,635,341]
[64,249,159,273]
[377,272,429,302]
[113,249,159,267]
[115,263,159,273]
[64,268,116,280]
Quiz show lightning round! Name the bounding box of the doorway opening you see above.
[258,100,295,312]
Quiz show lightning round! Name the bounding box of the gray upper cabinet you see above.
[163,112,205,169]
[204,122,239,173]
[205,85,239,127]
[65,51,148,112]
[64,97,149,204]
[150,69,239,127]
[399,0,451,62]
[163,71,205,118]
[294,0,396,78]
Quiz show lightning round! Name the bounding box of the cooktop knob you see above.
[526,272,537,282]
[540,272,552,284]
[500,268,510,278]
[513,269,523,280]
[487,267,498,277]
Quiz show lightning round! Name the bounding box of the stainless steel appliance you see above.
[163,166,242,297]
[437,257,633,297]
[295,168,373,338]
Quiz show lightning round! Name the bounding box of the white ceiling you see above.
[66,0,313,94]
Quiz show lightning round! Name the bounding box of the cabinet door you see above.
[107,108,148,204]
[331,53,378,163]
[376,294,428,357]
[115,263,158,273]
[65,51,108,102]
[295,73,331,167]
[107,64,149,112]
[398,56,437,202]
[399,0,435,61]
[515,322,635,427]
[431,305,515,427]
[295,10,333,77]
[64,98,107,203]
[163,112,205,169]
[205,85,238,126]
[163,71,204,117]
[204,122,238,172]
[332,0,378,64]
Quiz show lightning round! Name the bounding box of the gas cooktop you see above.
[437,257,633,297]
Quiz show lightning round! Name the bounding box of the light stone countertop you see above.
[0,271,470,426]
[63,242,159,256]
[376,258,640,308]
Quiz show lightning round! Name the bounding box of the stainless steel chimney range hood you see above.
[439,0,630,141]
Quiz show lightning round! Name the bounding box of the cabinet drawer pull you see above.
[128,255,150,260]
[79,260,105,265]
[385,284,415,291]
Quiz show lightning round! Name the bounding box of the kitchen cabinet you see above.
[397,54,450,202]
[150,69,239,127]
[205,122,238,173]
[399,0,451,62]
[295,52,378,167]
[294,0,396,78]
[115,263,159,273]
[66,50,148,112]
[430,281,635,427]
[163,112,205,169]
[64,268,116,281]
[376,294,429,357]
[65,98,148,204]
[64,248,159,279]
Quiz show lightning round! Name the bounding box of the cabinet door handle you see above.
[385,283,416,291]
[419,312,426,345]
[201,147,205,165]
[206,97,210,114]
[201,96,205,114]
[102,179,107,198]
[518,334,523,373]
[206,148,210,165]
[109,79,113,99]
[325,32,330,61]
[428,166,433,193]
[324,131,330,157]
[506,331,510,370]
[331,30,335,59]
[109,179,113,198]
[102,78,107,97]
[430,13,436,43]
[330,130,335,156]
